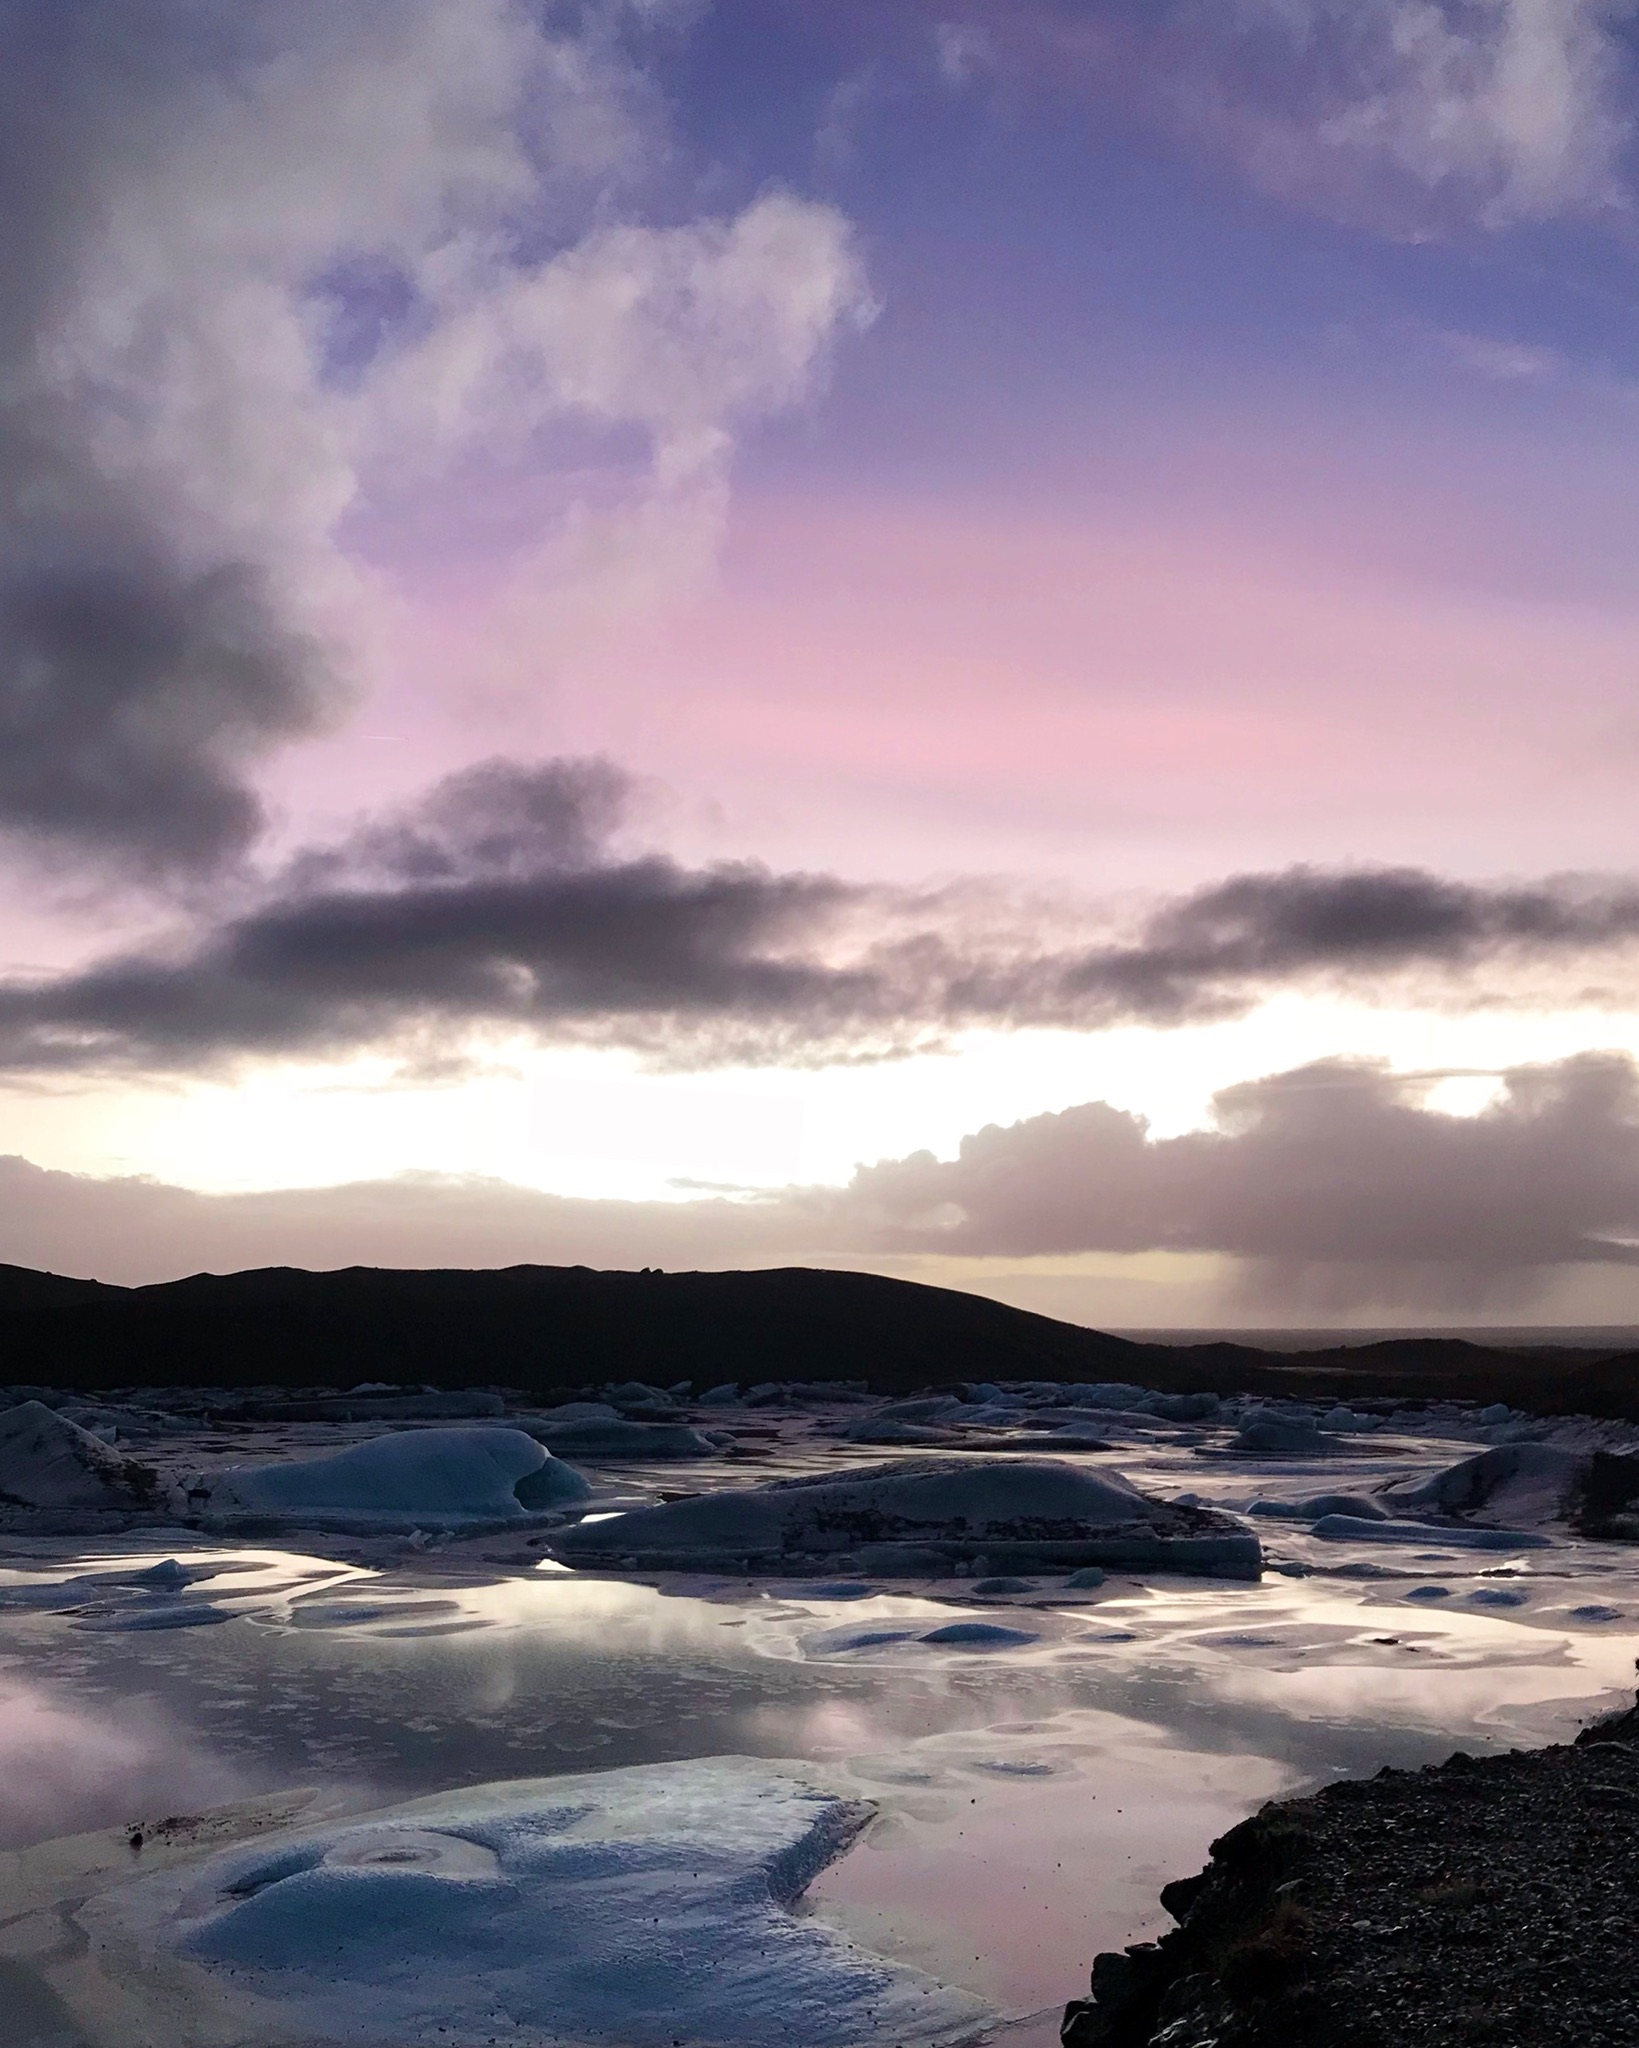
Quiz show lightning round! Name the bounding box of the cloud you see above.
[1,761,1639,1075]
[11,1051,1639,1309]
[934,23,992,88]
[0,1,870,882]
[1431,326,1566,380]
[980,0,1636,234]
[0,1676,246,1849]
[1289,0,1632,226]
[845,1052,1639,1296]
[0,1150,810,1290]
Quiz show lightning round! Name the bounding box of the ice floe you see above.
[1228,1413,1332,1455]
[0,1401,159,1510]
[1385,1443,1586,1527]
[919,1621,1039,1649]
[84,1758,990,2048]
[1310,1513,1551,1550]
[1249,1493,1389,1522]
[202,1427,590,1531]
[552,1458,1261,1577]
[523,1417,719,1460]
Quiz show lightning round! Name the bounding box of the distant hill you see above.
[0,1263,127,1310]
[0,1261,1634,1414]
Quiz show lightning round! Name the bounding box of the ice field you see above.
[4,1378,1639,2047]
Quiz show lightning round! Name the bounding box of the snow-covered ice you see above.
[1249,1493,1388,1522]
[84,1758,990,2048]
[1386,1443,1587,1527]
[204,1428,590,1531]
[1228,1413,1333,1455]
[1310,1512,1552,1549]
[524,1416,719,1459]
[0,1401,158,1510]
[551,1457,1262,1577]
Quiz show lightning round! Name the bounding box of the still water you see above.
[2,1426,1636,2045]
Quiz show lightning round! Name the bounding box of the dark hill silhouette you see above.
[0,1261,1633,1413]
[0,1263,125,1310]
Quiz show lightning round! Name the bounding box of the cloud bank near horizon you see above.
[10,1049,1639,1311]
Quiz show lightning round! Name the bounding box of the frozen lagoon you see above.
[4,1384,1639,2046]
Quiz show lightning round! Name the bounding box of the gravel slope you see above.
[1064,1697,1639,2048]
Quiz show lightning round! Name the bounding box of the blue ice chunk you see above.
[146,1760,989,2047]
[1310,1515,1551,1550]
[919,1622,1038,1649]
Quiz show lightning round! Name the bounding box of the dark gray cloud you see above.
[0,757,879,1071]
[3,761,1639,1074]
[0,4,345,877]
[1064,866,1639,1018]
[0,550,326,876]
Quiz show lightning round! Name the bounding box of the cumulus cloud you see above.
[846,1052,1639,1303]
[11,1052,1639,1308]
[0,0,869,881]
[1,759,1638,1075]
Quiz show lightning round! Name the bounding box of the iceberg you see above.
[551,1458,1262,1577]
[85,1758,990,2048]
[828,1417,960,1446]
[1248,1493,1388,1522]
[1229,1413,1331,1454]
[203,1427,590,1531]
[0,1400,158,1510]
[524,1417,719,1460]
[1385,1443,1585,1528]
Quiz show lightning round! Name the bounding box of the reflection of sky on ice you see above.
[83,1759,991,2048]
[4,1420,1639,2044]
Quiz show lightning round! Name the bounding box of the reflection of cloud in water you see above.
[807,1709,1292,2017]
[0,1680,245,1848]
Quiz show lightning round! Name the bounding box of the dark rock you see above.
[1062,1694,1639,2046]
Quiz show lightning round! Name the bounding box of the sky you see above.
[7,0,1639,1323]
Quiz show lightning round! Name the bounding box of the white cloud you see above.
[935,23,992,90]
[1209,0,1635,228]
[0,0,872,878]
[361,188,871,503]
[1433,326,1566,378]
[1317,0,1630,223]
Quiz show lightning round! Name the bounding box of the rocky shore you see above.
[1064,1695,1639,2048]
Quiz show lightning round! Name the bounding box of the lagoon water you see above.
[3,1402,1637,2045]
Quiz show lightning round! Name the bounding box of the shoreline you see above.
[1064,1695,1639,2048]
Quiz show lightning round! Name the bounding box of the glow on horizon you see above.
[14,994,1639,1203]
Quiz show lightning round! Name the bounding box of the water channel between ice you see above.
[3,1417,1638,2046]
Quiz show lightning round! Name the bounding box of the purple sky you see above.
[6,0,1639,1323]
